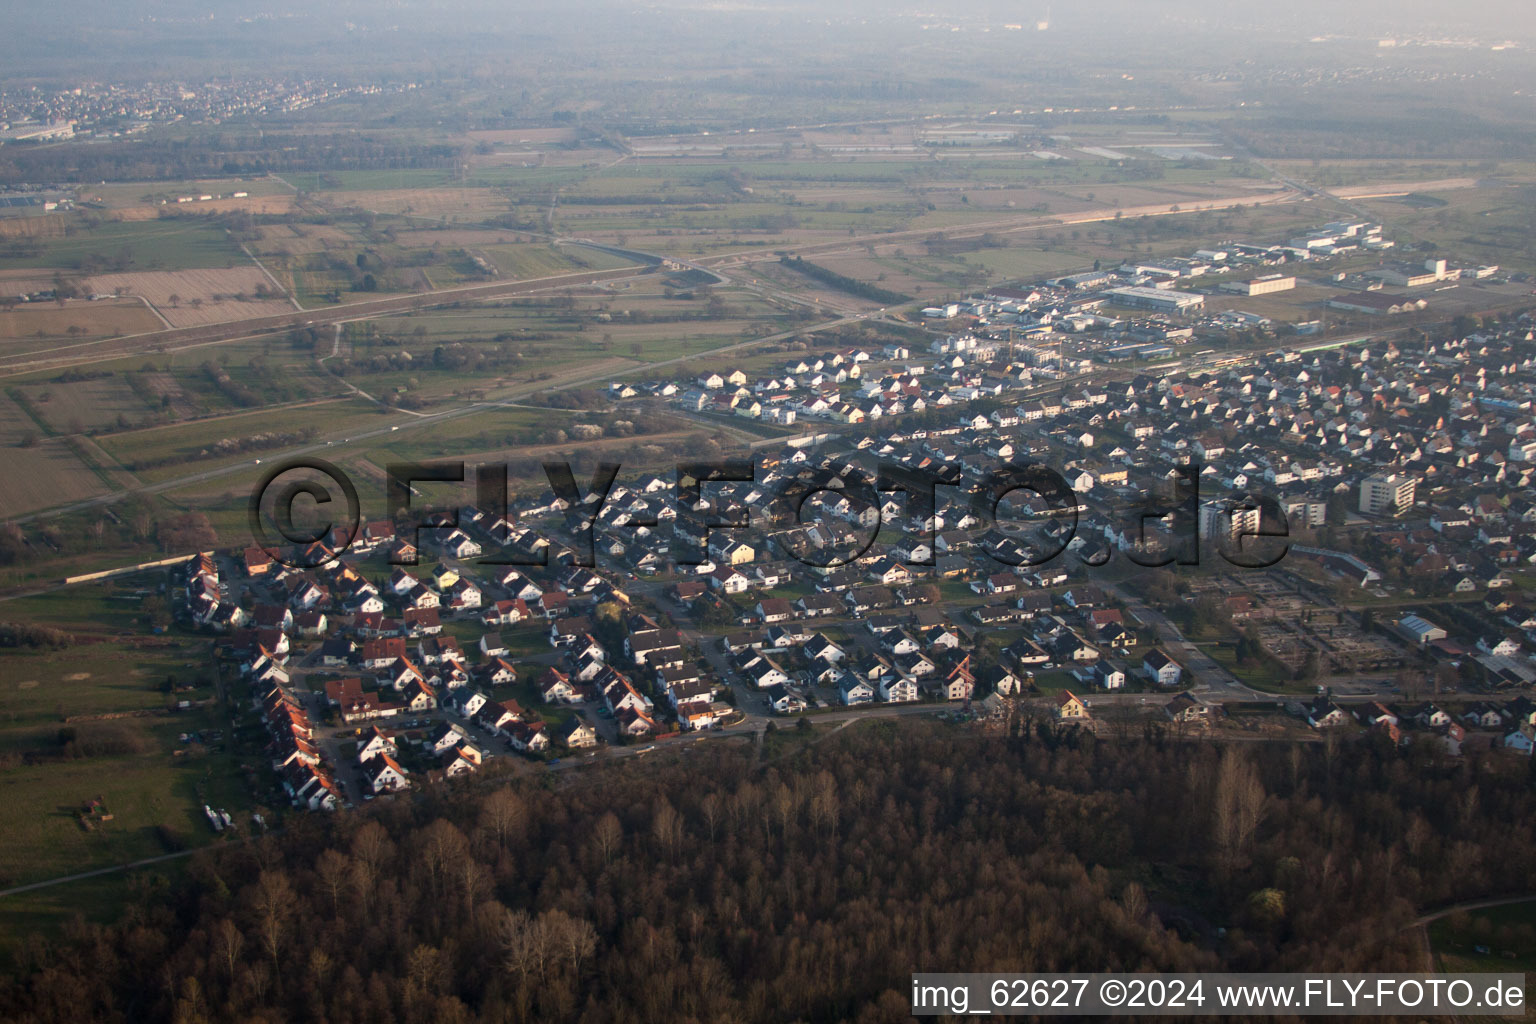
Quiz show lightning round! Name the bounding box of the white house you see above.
[1142,649,1183,687]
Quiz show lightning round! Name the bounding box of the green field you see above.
[289,168,460,192]
[97,396,385,481]
[0,584,264,914]
[357,406,562,463]
[0,219,250,273]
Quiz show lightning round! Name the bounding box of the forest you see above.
[0,134,462,186]
[0,721,1532,1023]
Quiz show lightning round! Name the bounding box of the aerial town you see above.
[176,215,1536,812]
[4,3,1536,1014]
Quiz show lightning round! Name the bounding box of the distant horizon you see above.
[3,0,1534,79]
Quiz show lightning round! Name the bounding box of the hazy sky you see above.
[4,0,1533,80]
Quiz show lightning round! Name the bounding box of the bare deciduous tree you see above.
[1213,749,1266,876]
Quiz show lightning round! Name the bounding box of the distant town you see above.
[0,75,417,144]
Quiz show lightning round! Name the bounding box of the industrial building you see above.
[1044,271,1113,290]
[1368,258,1449,288]
[1397,613,1447,647]
[1327,293,1427,316]
[0,121,75,141]
[1359,472,1417,516]
[1105,286,1204,314]
[1220,274,1296,296]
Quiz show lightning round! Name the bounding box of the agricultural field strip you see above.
[0,261,657,377]
[696,183,1303,269]
[0,167,1321,524]
[0,181,1185,374]
[1,310,867,526]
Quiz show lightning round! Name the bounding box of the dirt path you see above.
[0,847,202,899]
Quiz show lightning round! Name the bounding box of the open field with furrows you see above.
[466,153,612,180]
[0,270,63,295]
[0,216,69,240]
[14,376,154,435]
[383,227,542,249]
[257,221,362,256]
[0,219,250,273]
[85,268,294,327]
[0,301,163,341]
[0,440,108,518]
[963,246,1099,281]
[779,185,923,206]
[110,194,300,220]
[908,185,1091,214]
[0,387,41,445]
[316,187,512,221]
[286,169,459,193]
[476,242,630,279]
[465,127,582,147]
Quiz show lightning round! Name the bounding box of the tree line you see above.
[0,134,463,186]
[779,257,910,306]
[0,723,1532,1022]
